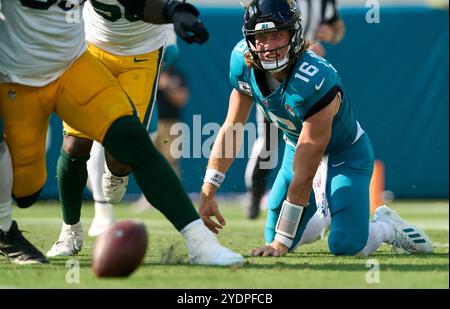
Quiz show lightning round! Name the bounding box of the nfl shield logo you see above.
[262,99,269,107]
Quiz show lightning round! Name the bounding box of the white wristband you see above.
[203,168,226,188]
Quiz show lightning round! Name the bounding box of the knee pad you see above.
[328,229,366,256]
[13,188,42,209]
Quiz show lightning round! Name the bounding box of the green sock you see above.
[57,149,89,225]
[103,116,199,231]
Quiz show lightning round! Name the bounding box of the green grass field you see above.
[0,200,448,289]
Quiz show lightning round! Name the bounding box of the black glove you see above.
[163,0,209,45]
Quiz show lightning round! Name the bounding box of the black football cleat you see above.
[0,221,49,265]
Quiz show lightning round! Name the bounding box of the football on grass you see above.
[92,220,148,278]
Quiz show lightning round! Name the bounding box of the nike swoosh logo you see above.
[133,57,148,63]
[315,77,325,91]
[331,161,345,167]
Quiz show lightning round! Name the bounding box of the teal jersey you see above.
[229,39,360,154]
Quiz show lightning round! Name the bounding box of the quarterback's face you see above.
[254,30,290,62]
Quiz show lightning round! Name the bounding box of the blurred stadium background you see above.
[41,0,448,203]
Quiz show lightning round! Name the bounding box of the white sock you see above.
[180,219,219,245]
[60,221,82,237]
[93,201,114,219]
[0,141,13,232]
[180,219,204,237]
[358,220,395,256]
[87,141,106,202]
[180,218,234,264]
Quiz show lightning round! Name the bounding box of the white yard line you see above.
[15,217,450,231]
[432,242,449,248]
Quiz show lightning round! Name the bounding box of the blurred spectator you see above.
[155,67,189,176]
[297,0,345,56]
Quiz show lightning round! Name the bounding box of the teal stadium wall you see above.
[42,6,449,200]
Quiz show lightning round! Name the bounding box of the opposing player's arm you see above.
[118,0,209,44]
[118,0,176,23]
[146,0,208,44]
[287,94,340,206]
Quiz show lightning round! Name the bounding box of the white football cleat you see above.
[182,220,244,266]
[102,165,128,204]
[88,203,116,237]
[374,205,432,254]
[47,222,83,257]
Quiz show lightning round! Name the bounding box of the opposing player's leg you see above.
[56,51,243,266]
[0,85,49,264]
[87,141,115,237]
[0,120,13,233]
[47,135,90,257]
[50,45,161,247]
[89,45,161,235]
[148,102,159,143]
[132,101,159,212]
[102,46,163,204]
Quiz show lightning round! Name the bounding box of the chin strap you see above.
[259,45,292,72]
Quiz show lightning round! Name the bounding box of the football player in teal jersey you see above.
[199,0,432,257]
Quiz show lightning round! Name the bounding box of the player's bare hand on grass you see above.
[250,240,288,257]
[199,184,226,234]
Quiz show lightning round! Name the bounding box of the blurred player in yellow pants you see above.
[83,21,179,238]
